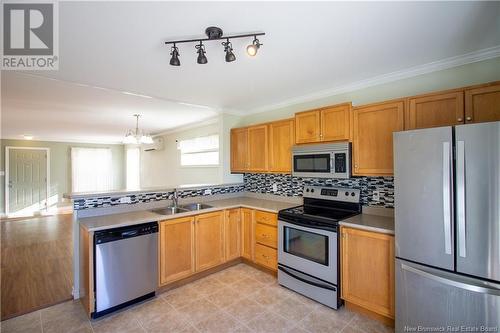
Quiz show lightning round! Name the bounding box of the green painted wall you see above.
[0,139,125,214]
[240,57,500,126]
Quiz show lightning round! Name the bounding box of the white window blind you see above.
[178,134,219,166]
[126,147,141,189]
[71,147,113,192]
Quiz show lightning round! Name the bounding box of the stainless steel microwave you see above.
[292,142,351,179]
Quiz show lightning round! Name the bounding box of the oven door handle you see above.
[278,266,336,291]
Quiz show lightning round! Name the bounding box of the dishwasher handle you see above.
[95,222,158,244]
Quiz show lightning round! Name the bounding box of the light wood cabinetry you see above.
[195,211,225,272]
[269,119,295,173]
[230,127,248,172]
[352,100,404,176]
[225,209,241,261]
[159,217,195,285]
[248,125,269,172]
[465,83,500,124]
[254,243,277,270]
[254,210,278,271]
[406,91,464,129]
[255,210,277,226]
[255,223,277,249]
[295,103,351,144]
[341,227,394,320]
[240,208,254,260]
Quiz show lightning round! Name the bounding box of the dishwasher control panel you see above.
[94,222,158,244]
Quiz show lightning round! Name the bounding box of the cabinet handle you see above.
[466,116,472,121]
[457,118,463,122]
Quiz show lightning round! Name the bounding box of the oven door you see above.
[278,219,337,285]
[292,152,333,178]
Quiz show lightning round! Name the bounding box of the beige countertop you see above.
[339,207,395,235]
[79,196,299,232]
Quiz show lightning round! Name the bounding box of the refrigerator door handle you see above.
[457,140,466,258]
[401,263,500,296]
[442,141,452,255]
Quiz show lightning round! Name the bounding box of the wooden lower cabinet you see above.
[195,211,225,272]
[225,209,241,261]
[254,243,277,270]
[240,208,255,260]
[159,217,195,285]
[255,223,277,249]
[341,226,395,320]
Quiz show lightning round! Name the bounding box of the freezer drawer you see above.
[396,259,500,332]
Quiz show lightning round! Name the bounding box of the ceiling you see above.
[2,1,500,143]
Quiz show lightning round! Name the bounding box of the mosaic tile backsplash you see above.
[73,184,245,210]
[243,173,394,208]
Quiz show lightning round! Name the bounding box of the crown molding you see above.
[247,45,500,114]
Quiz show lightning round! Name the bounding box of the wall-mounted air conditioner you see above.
[142,137,164,152]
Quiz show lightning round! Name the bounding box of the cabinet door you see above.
[295,110,321,144]
[195,212,224,272]
[230,128,248,172]
[254,243,277,271]
[159,217,195,285]
[240,208,254,260]
[353,101,404,176]
[248,125,269,172]
[269,119,295,173]
[225,209,241,261]
[465,83,500,124]
[407,91,464,129]
[321,104,351,141]
[341,227,395,319]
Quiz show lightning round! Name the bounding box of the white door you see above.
[7,148,48,216]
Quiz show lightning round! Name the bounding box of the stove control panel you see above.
[304,186,360,203]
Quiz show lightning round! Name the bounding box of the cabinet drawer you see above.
[254,243,277,271]
[255,223,277,249]
[255,211,277,226]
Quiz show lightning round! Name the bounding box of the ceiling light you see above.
[222,39,236,63]
[196,42,208,64]
[23,135,33,140]
[169,44,180,66]
[123,114,154,145]
[165,27,264,66]
[246,37,262,57]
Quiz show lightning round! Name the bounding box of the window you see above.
[126,147,141,189]
[71,147,113,192]
[178,134,219,166]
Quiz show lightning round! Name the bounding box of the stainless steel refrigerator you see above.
[394,121,500,331]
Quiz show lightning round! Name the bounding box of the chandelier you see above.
[123,114,154,144]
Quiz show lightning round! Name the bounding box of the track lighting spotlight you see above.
[222,39,236,62]
[246,37,262,57]
[196,42,208,64]
[169,44,180,66]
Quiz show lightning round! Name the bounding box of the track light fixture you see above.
[169,44,180,66]
[165,26,265,66]
[195,42,208,64]
[246,37,262,57]
[222,39,236,63]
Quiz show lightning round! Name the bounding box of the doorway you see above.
[5,147,50,217]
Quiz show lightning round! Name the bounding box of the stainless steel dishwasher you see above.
[93,222,158,318]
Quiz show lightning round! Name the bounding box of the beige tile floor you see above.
[1,264,394,333]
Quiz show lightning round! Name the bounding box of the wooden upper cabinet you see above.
[159,217,195,285]
[295,110,321,143]
[248,125,269,172]
[269,119,295,173]
[240,208,254,260]
[341,227,394,319]
[321,104,351,141]
[465,83,500,124]
[230,128,248,172]
[195,211,224,272]
[224,209,241,261]
[407,91,464,129]
[353,100,404,176]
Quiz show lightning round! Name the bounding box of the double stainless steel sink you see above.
[152,203,213,216]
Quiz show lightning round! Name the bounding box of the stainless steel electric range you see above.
[277,185,361,309]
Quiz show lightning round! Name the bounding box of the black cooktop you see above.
[281,205,358,221]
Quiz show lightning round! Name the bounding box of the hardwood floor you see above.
[1,214,73,320]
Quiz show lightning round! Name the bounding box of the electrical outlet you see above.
[204,189,212,195]
[272,183,278,193]
[372,190,380,201]
[119,197,131,204]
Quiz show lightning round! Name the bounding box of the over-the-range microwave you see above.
[292,142,351,179]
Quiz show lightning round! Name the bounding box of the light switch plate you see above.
[204,189,212,195]
[272,183,278,193]
[119,197,131,204]
[372,190,380,201]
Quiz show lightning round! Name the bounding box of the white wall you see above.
[140,114,243,188]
